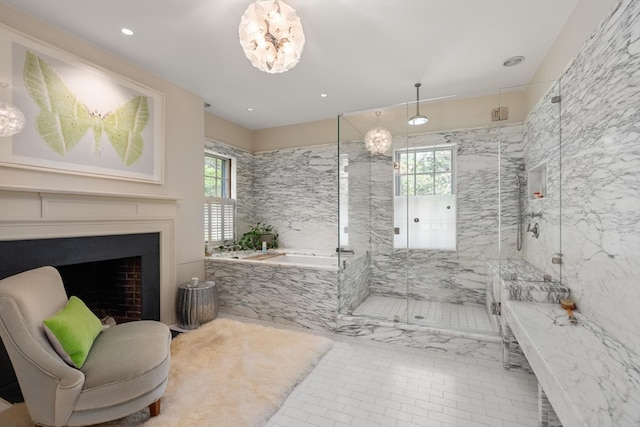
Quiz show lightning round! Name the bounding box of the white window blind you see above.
[394,195,456,250]
[204,197,236,246]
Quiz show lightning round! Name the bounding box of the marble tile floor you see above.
[352,295,498,335]
[264,318,538,427]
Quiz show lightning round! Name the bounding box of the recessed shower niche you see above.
[528,161,547,200]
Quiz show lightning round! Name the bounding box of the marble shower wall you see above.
[253,145,338,253]
[518,84,562,280]
[206,140,339,253]
[498,124,526,260]
[368,124,525,305]
[553,0,639,355]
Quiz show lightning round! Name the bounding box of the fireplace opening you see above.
[58,257,143,324]
[0,232,160,403]
[0,233,160,320]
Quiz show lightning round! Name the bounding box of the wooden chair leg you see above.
[149,399,161,417]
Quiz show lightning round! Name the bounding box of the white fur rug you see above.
[0,318,333,427]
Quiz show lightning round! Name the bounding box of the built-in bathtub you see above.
[258,253,339,269]
[204,251,367,330]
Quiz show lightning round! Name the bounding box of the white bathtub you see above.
[262,254,339,269]
[209,252,340,271]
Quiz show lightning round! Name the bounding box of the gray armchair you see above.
[0,266,171,427]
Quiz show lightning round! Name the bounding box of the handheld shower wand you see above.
[516,165,525,251]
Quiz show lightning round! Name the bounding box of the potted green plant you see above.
[236,222,278,250]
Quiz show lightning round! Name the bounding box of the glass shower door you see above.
[498,81,562,283]
[337,109,409,323]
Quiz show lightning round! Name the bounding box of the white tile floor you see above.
[266,332,538,427]
[353,296,497,334]
[1,315,538,427]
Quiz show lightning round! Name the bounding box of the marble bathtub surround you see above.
[205,251,366,331]
[503,300,640,427]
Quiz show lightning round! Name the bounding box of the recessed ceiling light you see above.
[247,108,254,112]
[320,93,328,98]
[121,28,134,36]
[503,56,524,67]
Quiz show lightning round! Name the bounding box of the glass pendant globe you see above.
[239,0,305,73]
[0,101,26,137]
[364,126,393,155]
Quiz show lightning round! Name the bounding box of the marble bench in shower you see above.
[485,259,570,338]
[503,300,640,427]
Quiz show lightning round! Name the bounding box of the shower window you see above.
[395,147,454,196]
[394,145,457,250]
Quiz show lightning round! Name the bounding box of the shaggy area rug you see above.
[0,318,333,427]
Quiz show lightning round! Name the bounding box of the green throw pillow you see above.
[43,296,103,368]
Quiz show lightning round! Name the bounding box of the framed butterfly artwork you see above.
[0,26,165,184]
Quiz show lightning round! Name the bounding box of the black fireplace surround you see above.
[0,233,161,402]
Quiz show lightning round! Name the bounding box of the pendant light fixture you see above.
[238,0,305,73]
[0,82,26,137]
[364,111,392,155]
[408,83,429,126]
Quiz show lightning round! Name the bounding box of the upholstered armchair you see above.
[0,266,171,427]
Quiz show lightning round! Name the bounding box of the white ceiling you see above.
[2,0,584,130]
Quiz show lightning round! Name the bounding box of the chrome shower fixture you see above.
[408,83,429,126]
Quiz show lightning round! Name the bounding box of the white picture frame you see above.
[0,26,165,184]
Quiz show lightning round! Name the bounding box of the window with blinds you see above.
[204,198,235,245]
[204,152,235,246]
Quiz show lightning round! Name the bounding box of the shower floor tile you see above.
[353,295,497,334]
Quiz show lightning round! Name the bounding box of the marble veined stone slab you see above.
[504,300,640,427]
[486,259,570,304]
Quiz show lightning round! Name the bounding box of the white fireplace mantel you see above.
[0,185,179,323]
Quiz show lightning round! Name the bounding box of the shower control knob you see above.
[413,218,420,223]
[446,206,451,209]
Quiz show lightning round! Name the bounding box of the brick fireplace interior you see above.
[0,232,160,402]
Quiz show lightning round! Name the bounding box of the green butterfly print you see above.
[23,50,149,166]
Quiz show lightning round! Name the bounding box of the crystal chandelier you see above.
[0,82,26,137]
[364,111,393,155]
[238,0,305,73]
